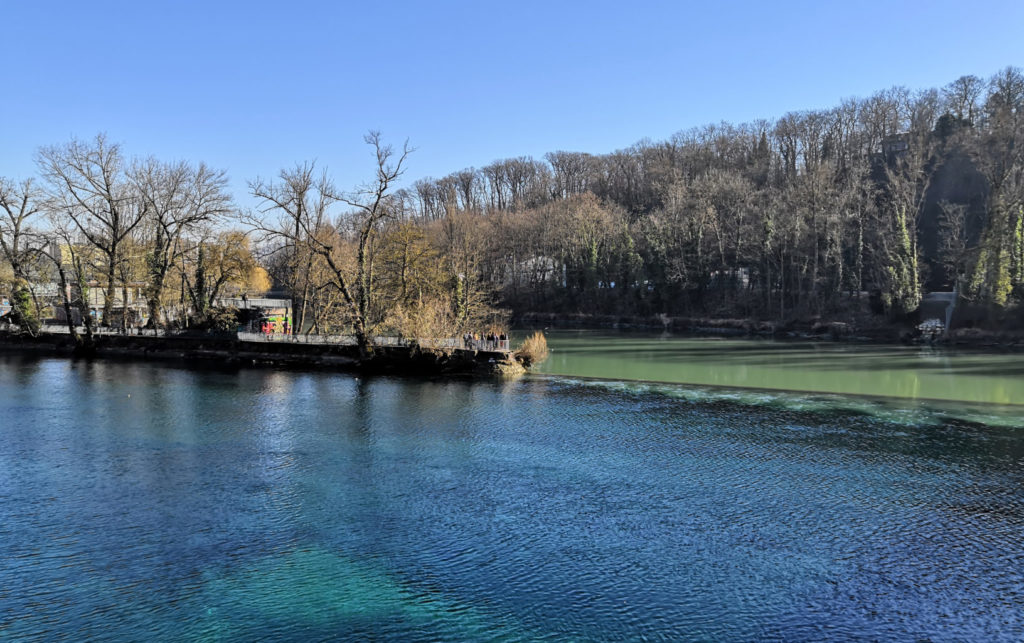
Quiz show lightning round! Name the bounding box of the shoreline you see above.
[513,312,1024,349]
[528,371,1024,411]
[0,331,527,377]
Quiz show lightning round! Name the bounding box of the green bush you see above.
[9,286,40,336]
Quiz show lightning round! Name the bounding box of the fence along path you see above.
[34,325,510,351]
[239,332,510,351]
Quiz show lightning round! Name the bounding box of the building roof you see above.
[217,297,291,309]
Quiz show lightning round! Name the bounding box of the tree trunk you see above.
[103,249,117,327]
[146,230,169,329]
[72,255,96,351]
[55,263,80,345]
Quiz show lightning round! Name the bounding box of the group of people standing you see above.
[463,331,509,351]
[260,320,289,336]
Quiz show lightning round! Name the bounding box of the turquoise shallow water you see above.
[1,354,1023,641]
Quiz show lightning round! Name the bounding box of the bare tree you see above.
[37,135,148,328]
[942,75,985,124]
[546,151,594,199]
[0,178,44,279]
[339,132,413,352]
[249,132,411,354]
[453,169,480,211]
[966,66,1024,306]
[185,231,263,316]
[0,177,45,334]
[937,200,971,286]
[133,159,232,327]
[249,161,338,335]
[436,210,493,327]
[36,216,97,347]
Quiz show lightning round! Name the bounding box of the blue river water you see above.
[1,353,1023,641]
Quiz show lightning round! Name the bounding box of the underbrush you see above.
[515,331,549,366]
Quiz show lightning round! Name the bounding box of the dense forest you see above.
[399,67,1024,328]
[2,67,1023,343]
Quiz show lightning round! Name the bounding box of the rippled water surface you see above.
[534,330,1024,405]
[2,354,1023,641]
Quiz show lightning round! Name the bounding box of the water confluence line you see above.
[528,372,1024,410]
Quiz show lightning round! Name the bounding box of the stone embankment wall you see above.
[0,332,525,376]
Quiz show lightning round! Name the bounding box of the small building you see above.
[217,296,292,333]
[881,133,910,161]
[51,281,149,326]
[708,267,750,290]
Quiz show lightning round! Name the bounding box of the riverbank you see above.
[513,311,1024,348]
[0,331,527,377]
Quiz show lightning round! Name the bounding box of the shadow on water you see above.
[0,353,44,385]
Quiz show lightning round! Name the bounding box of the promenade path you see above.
[34,325,513,353]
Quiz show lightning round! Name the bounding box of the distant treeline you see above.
[397,67,1024,325]
[2,67,1023,343]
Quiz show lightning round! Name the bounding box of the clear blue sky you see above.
[1,0,1021,207]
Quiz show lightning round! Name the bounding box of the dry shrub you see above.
[515,331,549,366]
[385,296,459,350]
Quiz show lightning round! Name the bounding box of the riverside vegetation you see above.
[3,67,1024,352]
[514,331,549,367]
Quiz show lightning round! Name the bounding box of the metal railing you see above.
[237,333,477,350]
[26,325,512,352]
[39,324,172,337]
[238,331,356,345]
[463,338,511,351]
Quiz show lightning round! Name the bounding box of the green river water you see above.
[532,331,1024,421]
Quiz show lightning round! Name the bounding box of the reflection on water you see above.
[1,355,1022,641]
[534,330,1024,405]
